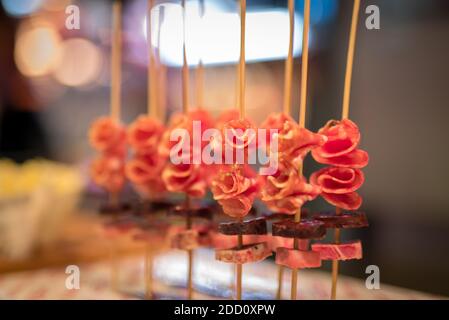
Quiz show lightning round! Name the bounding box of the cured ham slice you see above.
[313,211,368,229]
[218,217,267,235]
[272,219,326,240]
[127,115,164,153]
[310,167,364,194]
[313,119,360,157]
[311,240,363,261]
[210,232,253,250]
[275,247,321,269]
[90,155,125,194]
[312,149,369,169]
[126,151,166,184]
[262,160,321,215]
[310,167,364,210]
[312,119,369,169]
[321,192,362,211]
[162,162,206,198]
[169,225,212,250]
[211,166,258,218]
[216,109,240,131]
[215,242,272,264]
[170,230,202,250]
[260,113,327,165]
[269,236,309,252]
[88,117,126,155]
[189,108,215,130]
[218,118,257,164]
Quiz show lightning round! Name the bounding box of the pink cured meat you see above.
[269,236,309,252]
[311,119,369,169]
[215,242,272,264]
[211,166,259,218]
[275,247,321,269]
[170,229,207,250]
[311,240,362,261]
[310,167,364,211]
[210,232,264,250]
[169,224,212,249]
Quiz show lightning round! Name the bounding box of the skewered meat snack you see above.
[276,248,321,269]
[216,243,272,264]
[312,240,363,261]
[218,217,267,235]
[272,219,326,240]
[313,211,368,229]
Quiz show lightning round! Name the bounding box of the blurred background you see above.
[0,0,448,297]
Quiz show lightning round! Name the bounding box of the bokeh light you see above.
[1,0,43,17]
[53,38,103,87]
[14,25,62,77]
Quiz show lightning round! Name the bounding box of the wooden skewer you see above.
[276,263,284,300]
[236,219,244,300]
[342,0,361,120]
[235,60,241,111]
[147,0,158,117]
[331,208,342,300]
[331,0,361,300]
[298,0,310,129]
[156,6,166,122]
[144,243,154,299]
[238,0,246,120]
[181,1,194,300]
[185,195,194,300]
[277,0,295,299]
[291,0,310,301]
[283,0,295,116]
[110,239,119,291]
[182,0,189,114]
[109,0,122,292]
[196,0,205,108]
[110,0,122,121]
[196,61,204,108]
[143,0,157,300]
[234,0,247,301]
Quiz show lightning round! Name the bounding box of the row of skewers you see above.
[88,0,369,300]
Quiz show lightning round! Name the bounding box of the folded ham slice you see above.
[311,119,369,169]
[261,160,321,215]
[127,115,164,153]
[311,240,362,261]
[211,165,259,218]
[215,242,272,264]
[310,167,364,210]
[260,113,327,166]
[88,116,126,155]
[275,247,321,269]
[90,155,126,194]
